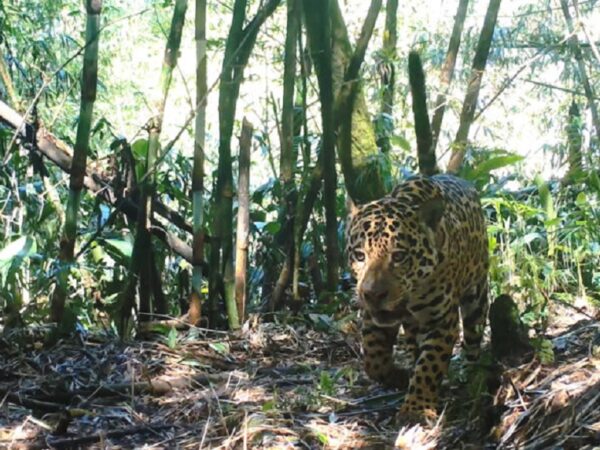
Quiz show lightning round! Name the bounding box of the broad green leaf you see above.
[262,399,277,412]
[103,238,133,260]
[470,153,524,179]
[0,236,36,265]
[263,222,281,235]
[523,232,542,245]
[575,192,587,205]
[131,138,149,161]
[390,134,411,151]
[0,236,37,285]
[209,341,230,355]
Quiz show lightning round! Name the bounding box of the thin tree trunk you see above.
[234,118,252,324]
[447,0,501,174]
[329,0,386,202]
[291,28,312,305]
[408,51,437,176]
[293,152,324,302]
[50,0,101,324]
[333,0,383,203]
[210,0,281,328]
[271,0,299,311]
[563,101,583,184]
[430,0,469,152]
[118,0,188,336]
[304,0,339,297]
[189,0,207,325]
[560,0,600,145]
[378,0,398,154]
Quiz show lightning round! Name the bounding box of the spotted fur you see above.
[346,174,489,422]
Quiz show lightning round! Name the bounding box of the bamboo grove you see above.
[0,0,599,338]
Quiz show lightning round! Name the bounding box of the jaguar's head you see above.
[346,195,445,327]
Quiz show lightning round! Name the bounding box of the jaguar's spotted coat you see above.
[346,174,489,422]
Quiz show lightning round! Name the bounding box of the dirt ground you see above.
[1,303,599,449]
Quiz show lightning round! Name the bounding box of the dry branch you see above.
[0,100,195,262]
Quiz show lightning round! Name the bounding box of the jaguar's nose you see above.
[362,286,389,304]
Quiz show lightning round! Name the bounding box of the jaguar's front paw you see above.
[396,402,438,427]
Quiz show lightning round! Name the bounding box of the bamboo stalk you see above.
[50,0,102,324]
[271,0,299,311]
[560,0,600,145]
[378,0,398,154]
[118,0,188,335]
[430,0,469,152]
[304,0,339,298]
[447,0,502,173]
[209,0,281,327]
[189,0,208,324]
[234,118,253,324]
[408,51,437,176]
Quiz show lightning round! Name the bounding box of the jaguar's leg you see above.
[460,278,489,362]
[362,314,409,389]
[398,308,459,423]
[401,319,419,365]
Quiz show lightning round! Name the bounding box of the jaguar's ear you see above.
[418,197,445,230]
[347,197,360,217]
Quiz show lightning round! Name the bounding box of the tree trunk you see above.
[430,0,469,152]
[209,0,281,327]
[189,0,207,325]
[118,0,188,336]
[329,0,387,203]
[50,0,102,324]
[560,0,600,145]
[234,118,252,324]
[447,0,501,174]
[304,0,339,297]
[378,0,398,154]
[408,51,437,176]
[333,0,383,204]
[271,0,299,311]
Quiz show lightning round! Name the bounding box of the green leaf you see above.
[0,236,37,285]
[522,232,542,245]
[318,371,335,395]
[131,138,149,161]
[209,341,230,355]
[390,134,411,151]
[532,337,554,364]
[261,399,277,412]
[470,153,524,179]
[102,237,133,265]
[315,432,329,445]
[131,139,149,180]
[179,358,210,368]
[167,327,178,349]
[575,192,587,206]
[263,222,281,235]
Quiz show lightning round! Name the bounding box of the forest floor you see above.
[1,302,599,450]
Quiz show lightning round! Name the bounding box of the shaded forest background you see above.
[0,0,599,339]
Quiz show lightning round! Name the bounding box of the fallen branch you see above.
[45,423,175,449]
[0,100,195,262]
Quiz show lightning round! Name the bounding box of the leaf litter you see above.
[0,303,598,449]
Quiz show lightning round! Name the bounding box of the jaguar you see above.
[346,174,489,423]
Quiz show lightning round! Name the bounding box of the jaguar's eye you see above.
[392,251,408,263]
[354,251,366,262]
